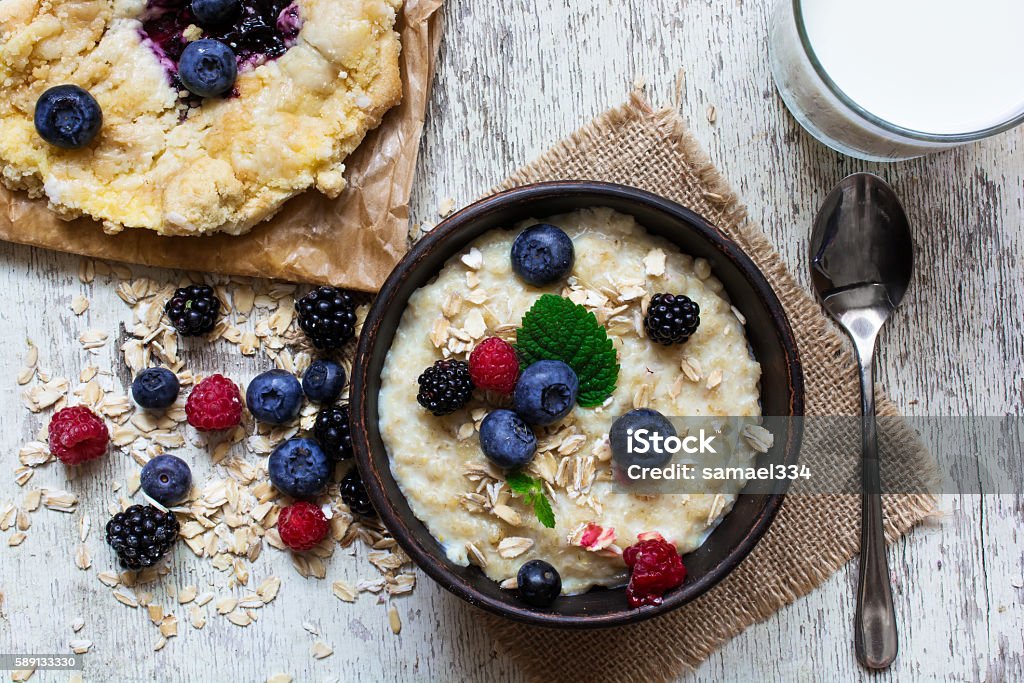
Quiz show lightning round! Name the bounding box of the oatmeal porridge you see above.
[378,207,763,597]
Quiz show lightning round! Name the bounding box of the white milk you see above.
[800,0,1024,135]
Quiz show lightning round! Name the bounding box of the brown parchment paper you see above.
[0,0,443,293]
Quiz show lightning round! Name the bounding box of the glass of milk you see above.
[769,0,1024,161]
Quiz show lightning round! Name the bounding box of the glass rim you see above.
[791,0,1024,143]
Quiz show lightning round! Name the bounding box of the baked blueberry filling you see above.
[141,0,302,86]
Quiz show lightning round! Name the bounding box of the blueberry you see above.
[34,85,102,149]
[178,39,237,98]
[301,359,346,404]
[140,454,192,505]
[268,437,331,499]
[517,559,562,607]
[191,0,241,27]
[609,409,676,469]
[479,409,537,469]
[510,224,575,286]
[246,369,303,425]
[513,360,578,426]
[131,368,180,411]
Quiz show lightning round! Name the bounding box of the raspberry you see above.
[622,533,687,607]
[276,501,330,552]
[185,374,243,431]
[469,337,519,395]
[48,406,109,465]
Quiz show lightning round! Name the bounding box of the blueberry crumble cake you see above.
[0,0,403,235]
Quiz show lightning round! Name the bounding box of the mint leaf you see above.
[504,472,555,528]
[515,294,620,407]
[533,494,555,529]
[505,471,537,497]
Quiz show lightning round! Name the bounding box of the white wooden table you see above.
[2,1,1022,681]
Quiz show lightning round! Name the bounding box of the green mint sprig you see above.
[514,294,620,407]
[505,472,555,529]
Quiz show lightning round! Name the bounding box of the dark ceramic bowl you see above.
[351,181,804,628]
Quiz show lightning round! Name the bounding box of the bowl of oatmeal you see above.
[351,181,803,627]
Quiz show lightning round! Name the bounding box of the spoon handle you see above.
[853,342,898,669]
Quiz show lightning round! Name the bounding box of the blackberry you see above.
[105,504,179,570]
[644,293,700,345]
[416,359,474,416]
[313,404,353,461]
[164,284,221,336]
[295,287,357,350]
[340,469,375,517]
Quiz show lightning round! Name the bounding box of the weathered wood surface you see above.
[1,0,1022,681]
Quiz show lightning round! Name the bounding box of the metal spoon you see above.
[809,172,912,670]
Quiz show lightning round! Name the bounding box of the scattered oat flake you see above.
[706,369,723,390]
[438,196,456,217]
[69,639,92,654]
[311,640,333,660]
[257,576,281,603]
[743,424,774,453]
[266,675,292,683]
[642,248,666,277]
[153,636,167,651]
[71,617,85,632]
[332,580,357,603]
[112,587,138,608]
[74,544,91,569]
[177,585,198,604]
[226,609,252,627]
[497,537,534,559]
[11,668,35,681]
[71,294,90,315]
[707,104,717,123]
[388,605,402,634]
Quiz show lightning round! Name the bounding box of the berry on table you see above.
[622,533,687,607]
[479,409,536,469]
[313,404,353,461]
[140,454,192,506]
[191,0,241,27]
[339,469,375,517]
[178,39,237,98]
[469,337,519,395]
[268,437,331,499]
[295,287,358,350]
[48,406,109,465]
[510,224,575,286]
[34,84,102,149]
[513,360,578,426]
[164,284,221,337]
[277,501,330,552]
[246,369,303,425]
[609,409,676,470]
[105,504,179,570]
[185,374,242,431]
[644,293,700,345]
[416,359,473,416]
[516,559,562,607]
[301,359,346,404]
[131,367,180,411]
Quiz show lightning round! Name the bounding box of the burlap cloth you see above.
[484,92,938,682]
